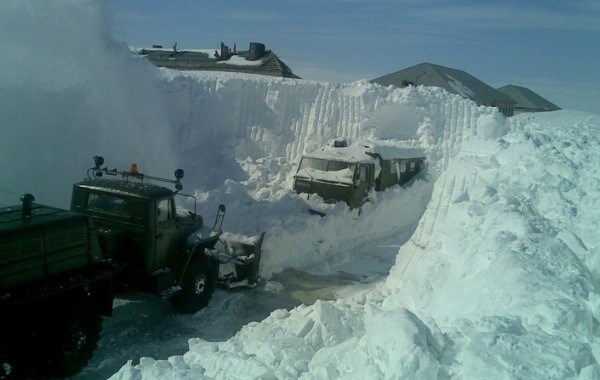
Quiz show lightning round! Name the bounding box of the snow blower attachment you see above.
[185,206,265,289]
[217,232,265,289]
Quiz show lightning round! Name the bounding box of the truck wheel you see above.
[40,312,102,377]
[171,257,217,313]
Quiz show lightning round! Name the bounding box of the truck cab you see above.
[70,179,203,280]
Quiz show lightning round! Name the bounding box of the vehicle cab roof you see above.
[73,179,174,200]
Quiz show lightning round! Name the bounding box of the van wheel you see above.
[41,312,102,377]
[171,257,217,313]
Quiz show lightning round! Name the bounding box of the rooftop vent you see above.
[332,138,350,148]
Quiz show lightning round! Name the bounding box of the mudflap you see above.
[217,232,265,289]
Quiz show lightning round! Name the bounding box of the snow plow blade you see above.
[217,232,265,289]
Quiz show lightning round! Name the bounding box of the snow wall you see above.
[158,70,507,277]
[113,69,599,379]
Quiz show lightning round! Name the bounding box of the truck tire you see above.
[171,257,217,313]
[40,311,102,377]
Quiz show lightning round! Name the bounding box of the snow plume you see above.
[0,1,174,208]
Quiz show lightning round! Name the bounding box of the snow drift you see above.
[111,69,599,379]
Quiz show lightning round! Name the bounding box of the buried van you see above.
[293,139,425,208]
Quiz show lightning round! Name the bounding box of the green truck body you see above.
[0,199,114,378]
[0,203,102,289]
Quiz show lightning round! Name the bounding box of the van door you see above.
[352,164,373,207]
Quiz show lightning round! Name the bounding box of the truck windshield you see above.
[87,193,131,217]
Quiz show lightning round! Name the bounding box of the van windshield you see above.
[299,158,355,173]
[299,158,327,171]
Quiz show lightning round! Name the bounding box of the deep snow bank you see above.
[108,73,600,379]
[383,111,600,378]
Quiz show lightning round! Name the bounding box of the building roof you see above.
[133,43,300,79]
[497,85,560,112]
[371,62,515,106]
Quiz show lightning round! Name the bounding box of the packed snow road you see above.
[72,239,403,380]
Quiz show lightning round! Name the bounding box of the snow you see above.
[304,139,424,162]
[108,68,600,379]
[217,55,263,67]
[304,141,380,164]
[445,74,476,99]
[2,3,599,379]
[295,167,356,186]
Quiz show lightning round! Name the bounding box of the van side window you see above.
[360,166,367,181]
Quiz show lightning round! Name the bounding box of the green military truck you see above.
[0,156,263,378]
[0,194,114,378]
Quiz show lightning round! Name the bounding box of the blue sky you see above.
[106,1,599,114]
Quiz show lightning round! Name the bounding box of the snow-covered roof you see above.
[371,62,516,105]
[130,44,300,78]
[304,139,425,163]
[497,84,561,111]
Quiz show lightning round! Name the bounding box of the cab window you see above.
[156,199,173,223]
[87,193,131,217]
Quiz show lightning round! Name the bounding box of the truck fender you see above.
[178,232,222,285]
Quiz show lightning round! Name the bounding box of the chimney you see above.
[21,193,35,218]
